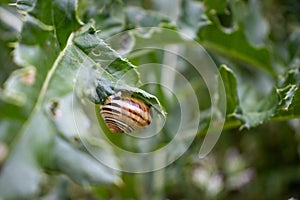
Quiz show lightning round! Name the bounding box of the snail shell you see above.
[100,93,152,133]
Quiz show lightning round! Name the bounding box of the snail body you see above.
[100,92,152,133]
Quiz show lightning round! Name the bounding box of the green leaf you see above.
[278,85,300,116]
[219,65,239,114]
[53,0,82,48]
[203,0,236,29]
[0,100,25,143]
[41,37,121,183]
[80,0,125,39]
[277,85,297,111]
[203,0,228,13]
[73,26,165,115]
[197,24,273,74]
[206,0,269,46]
[16,0,82,49]
[14,16,59,67]
[73,26,139,100]
[219,65,279,129]
[0,5,21,85]
[278,67,300,87]
[1,1,167,197]
[1,0,85,144]
[50,136,119,185]
[40,177,69,200]
[125,6,170,29]
[74,32,139,83]
[177,0,209,38]
[2,0,80,147]
[0,0,151,197]
[275,67,300,117]
[0,30,121,199]
[234,88,279,129]
[1,15,59,143]
[288,28,300,61]
[244,0,269,46]
[16,0,53,25]
[0,111,54,199]
[289,86,300,115]
[223,65,300,128]
[150,0,180,21]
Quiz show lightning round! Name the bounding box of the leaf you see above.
[0,16,59,144]
[16,0,82,49]
[73,25,139,101]
[197,24,273,74]
[219,66,278,129]
[42,36,121,182]
[288,28,300,61]
[0,29,121,199]
[277,85,297,111]
[2,0,81,143]
[177,0,209,38]
[79,0,125,39]
[0,100,25,143]
[125,6,170,29]
[16,0,53,25]
[218,65,278,129]
[40,177,69,200]
[0,0,142,198]
[275,66,300,117]
[150,0,180,21]
[53,0,82,48]
[278,67,300,87]
[73,25,135,72]
[73,25,165,116]
[1,0,168,197]
[0,5,21,85]
[244,0,269,46]
[0,111,54,199]
[50,136,119,185]
[278,85,300,117]
[222,65,300,128]
[203,0,228,13]
[234,88,279,129]
[288,86,300,115]
[219,65,239,114]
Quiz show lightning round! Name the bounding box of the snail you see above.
[100,92,152,133]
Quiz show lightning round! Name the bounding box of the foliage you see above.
[0,0,300,199]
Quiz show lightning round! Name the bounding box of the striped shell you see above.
[100,93,152,133]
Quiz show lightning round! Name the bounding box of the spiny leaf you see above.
[73,26,165,115]
[234,89,279,129]
[219,65,278,129]
[275,66,300,117]
[78,0,125,39]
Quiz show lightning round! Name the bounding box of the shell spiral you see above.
[100,93,152,133]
